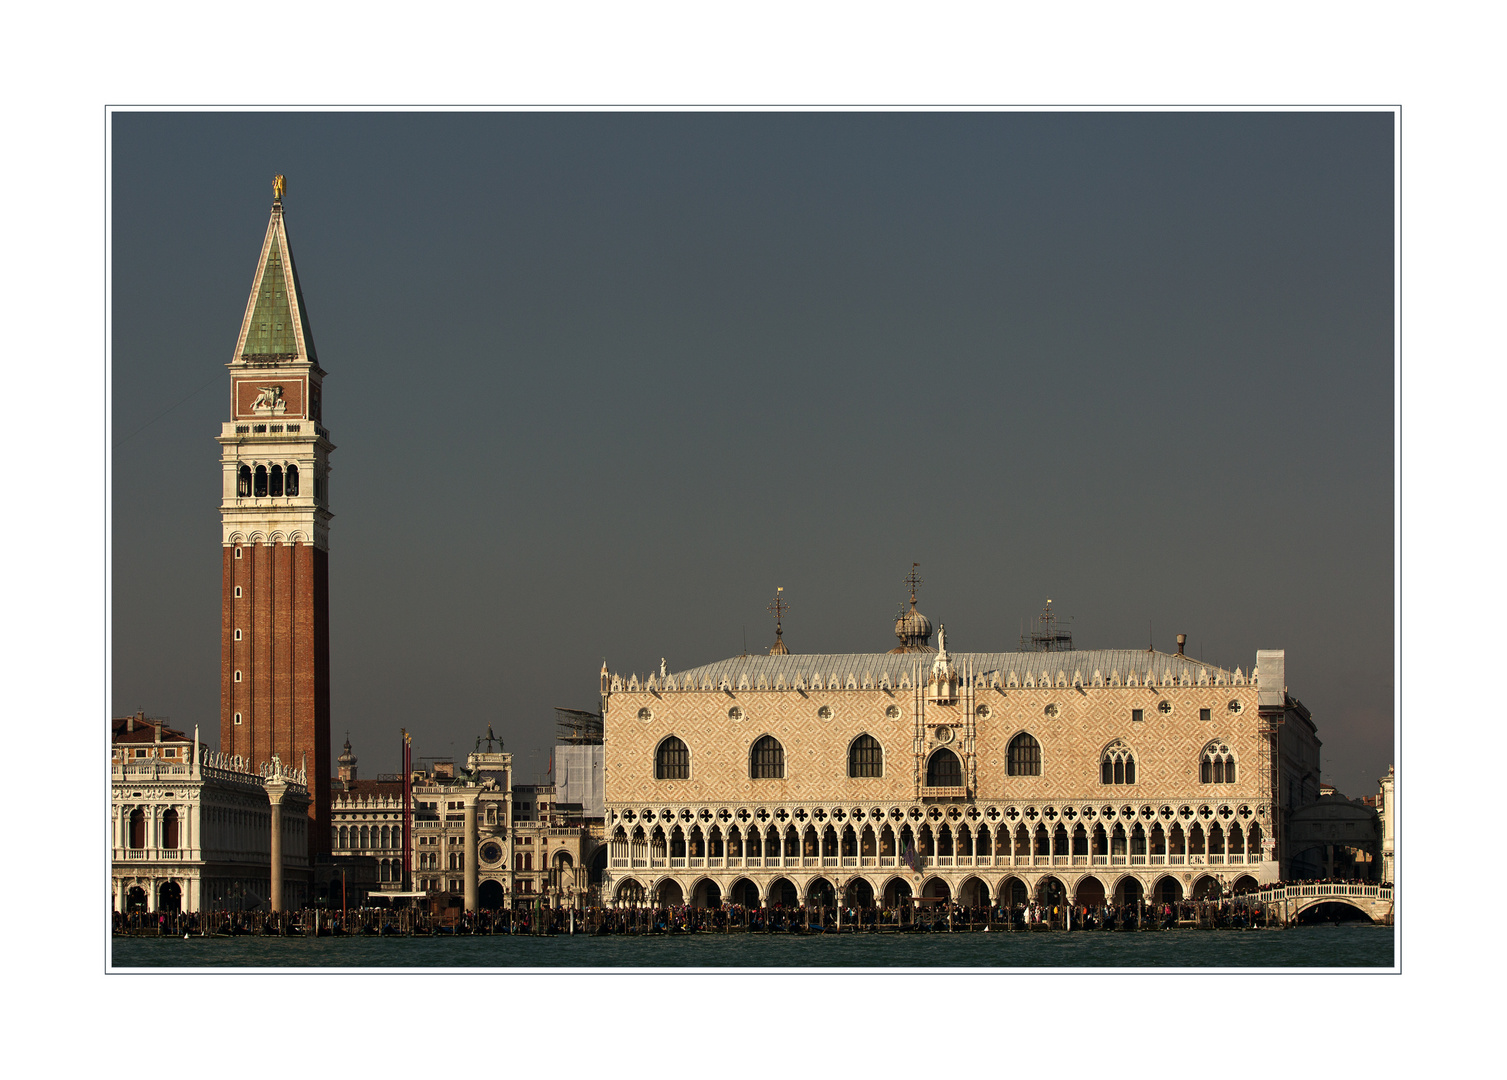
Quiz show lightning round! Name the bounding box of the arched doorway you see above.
[126,886,148,913]
[806,877,835,908]
[1191,875,1221,900]
[1232,874,1259,893]
[157,881,181,912]
[588,845,608,885]
[1074,876,1106,907]
[1115,877,1144,906]
[959,876,990,908]
[728,877,760,908]
[692,879,722,908]
[655,879,685,907]
[1036,876,1066,906]
[1000,876,1028,908]
[844,878,875,908]
[922,877,951,903]
[1156,876,1184,904]
[883,878,913,907]
[478,879,506,909]
[766,877,798,908]
[614,877,645,906]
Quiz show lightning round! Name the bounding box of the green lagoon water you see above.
[112,922,1393,968]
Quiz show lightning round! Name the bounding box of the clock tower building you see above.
[217,178,333,859]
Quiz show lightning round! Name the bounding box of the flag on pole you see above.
[902,841,921,875]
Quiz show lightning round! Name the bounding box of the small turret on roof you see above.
[891,563,936,653]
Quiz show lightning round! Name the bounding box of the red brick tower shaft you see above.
[217,179,334,859]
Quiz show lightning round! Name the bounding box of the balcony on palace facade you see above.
[116,847,198,861]
[605,850,1261,872]
[113,762,194,780]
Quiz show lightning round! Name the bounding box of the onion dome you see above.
[891,599,936,653]
[338,736,356,768]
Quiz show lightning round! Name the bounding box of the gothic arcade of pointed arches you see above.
[603,794,1269,909]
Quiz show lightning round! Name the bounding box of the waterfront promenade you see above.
[113,881,1391,938]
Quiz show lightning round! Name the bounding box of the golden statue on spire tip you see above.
[273,174,286,201]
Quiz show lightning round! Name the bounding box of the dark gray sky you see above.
[111,111,1394,795]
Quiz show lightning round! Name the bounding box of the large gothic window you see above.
[925,748,962,787]
[655,736,689,780]
[1201,741,1236,784]
[848,734,883,777]
[1007,733,1042,777]
[751,736,784,779]
[1101,740,1136,785]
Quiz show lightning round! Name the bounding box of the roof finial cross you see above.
[905,562,923,605]
[767,586,790,653]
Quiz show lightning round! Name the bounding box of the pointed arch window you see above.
[1101,740,1136,785]
[1007,733,1042,777]
[751,736,784,779]
[655,736,689,780]
[925,748,962,787]
[848,734,883,778]
[1201,742,1236,784]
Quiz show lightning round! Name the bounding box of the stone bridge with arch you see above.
[1247,882,1393,924]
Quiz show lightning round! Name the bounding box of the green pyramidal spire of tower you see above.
[233,189,318,363]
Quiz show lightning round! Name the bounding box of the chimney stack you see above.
[1176,634,1186,656]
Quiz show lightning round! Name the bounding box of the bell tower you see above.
[217,176,333,858]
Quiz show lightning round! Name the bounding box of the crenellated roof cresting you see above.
[605,650,1256,694]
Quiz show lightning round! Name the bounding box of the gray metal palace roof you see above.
[625,649,1256,691]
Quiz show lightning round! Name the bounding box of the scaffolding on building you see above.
[555,707,603,745]
[1019,599,1075,652]
[1258,706,1285,874]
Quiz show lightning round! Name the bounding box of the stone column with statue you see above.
[464,793,479,912]
[267,764,289,911]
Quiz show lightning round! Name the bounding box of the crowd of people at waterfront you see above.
[1229,877,1392,892]
[115,893,1301,937]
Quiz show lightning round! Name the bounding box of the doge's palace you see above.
[600,587,1320,911]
